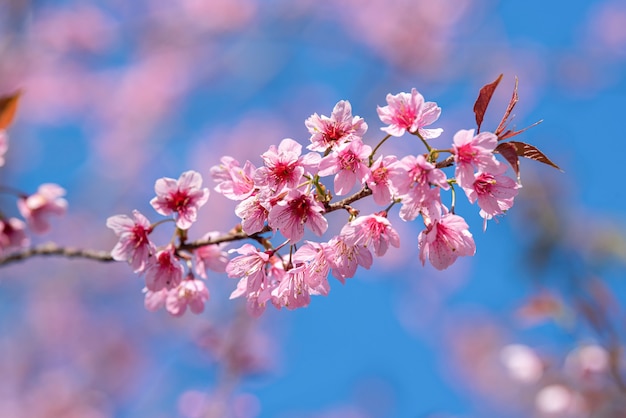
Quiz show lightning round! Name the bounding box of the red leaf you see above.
[498,119,543,141]
[495,77,519,139]
[473,73,503,133]
[495,142,520,179]
[508,141,562,171]
[0,91,21,130]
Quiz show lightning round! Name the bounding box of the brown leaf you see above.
[495,77,519,138]
[494,142,520,179]
[498,119,543,141]
[473,73,503,133]
[508,141,562,171]
[0,91,21,130]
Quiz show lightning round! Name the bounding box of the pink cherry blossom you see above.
[398,186,444,223]
[305,100,368,152]
[340,213,400,257]
[0,131,7,167]
[364,155,405,206]
[150,170,210,229]
[463,168,521,229]
[210,156,256,200]
[144,287,168,312]
[324,235,373,283]
[106,210,155,273]
[451,129,502,188]
[144,245,184,291]
[418,212,476,270]
[377,88,443,138]
[318,138,372,195]
[193,232,229,279]
[17,183,68,234]
[166,277,210,317]
[293,241,331,289]
[234,193,269,234]
[255,138,320,192]
[267,189,328,242]
[226,243,270,296]
[0,217,29,255]
[271,264,312,310]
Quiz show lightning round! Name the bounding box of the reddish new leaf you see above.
[495,77,519,139]
[509,141,561,171]
[498,119,543,141]
[495,142,520,179]
[473,73,503,133]
[0,91,21,130]
[495,141,562,178]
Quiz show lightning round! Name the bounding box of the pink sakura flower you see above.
[255,138,320,192]
[193,232,229,279]
[210,156,256,200]
[271,263,329,310]
[150,170,210,229]
[451,129,502,188]
[418,212,476,270]
[0,131,7,167]
[377,88,443,138]
[463,167,520,229]
[305,100,368,152]
[144,245,184,291]
[165,277,210,317]
[365,155,405,206]
[106,210,155,273]
[318,138,372,196]
[268,189,328,242]
[324,235,373,283]
[341,213,400,257]
[144,287,168,312]
[17,183,68,234]
[226,243,270,297]
[0,217,29,255]
[393,154,448,222]
[293,241,331,289]
[235,192,270,234]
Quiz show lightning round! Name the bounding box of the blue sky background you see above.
[1,1,626,417]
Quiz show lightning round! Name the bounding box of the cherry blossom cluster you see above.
[107,84,532,317]
[0,181,68,258]
[0,94,66,257]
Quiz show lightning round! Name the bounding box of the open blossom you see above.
[418,212,476,270]
[291,241,333,295]
[193,232,229,279]
[235,192,270,234]
[210,156,256,200]
[377,88,443,138]
[305,100,368,152]
[150,170,209,229]
[452,129,502,188]
[268,189,328,242]
[166,277,210,317]
[0,217,29,255]
[144,245,184,291]
[254,138,320,192]
[106,210,155,273]
[341,213,400,257]
[318,138,372,195]
[226,243,270,296]
[272,262,330,310]
[144,288,168,312]
[324,235,373,283]
[365,155,405,206]
[17,183,68,234]
[463,168,520,228]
